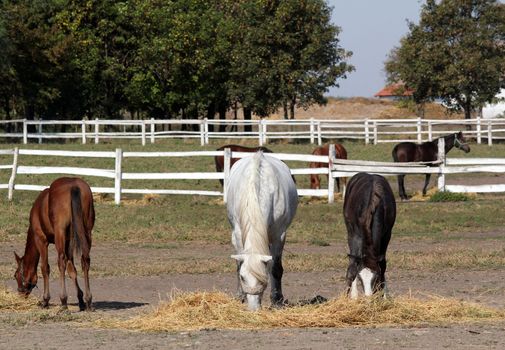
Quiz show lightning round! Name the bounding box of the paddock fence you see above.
[330,138,505,195]
[0,147,334,204]
[1,117,505,146]
[1,141,504,205]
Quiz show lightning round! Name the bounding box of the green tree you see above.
[385,0,505,120]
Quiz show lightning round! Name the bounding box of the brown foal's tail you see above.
[70,186,90,259]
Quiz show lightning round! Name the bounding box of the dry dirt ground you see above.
[2,234,505,349]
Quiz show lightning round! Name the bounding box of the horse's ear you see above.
[231,254,245,262]
[259,255,272,263]
[14,252,21,264]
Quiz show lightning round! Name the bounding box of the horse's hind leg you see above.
[81,254,93,310]
[422,174,431,196]
[269,236,286,306]
[397,175,407,200]
[54,228,69,309]
[67,259,85,311]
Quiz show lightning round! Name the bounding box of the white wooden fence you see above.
[2,141,505,204]
[1,117,505,146]
[331,138,505,194]
[0,147,334,205]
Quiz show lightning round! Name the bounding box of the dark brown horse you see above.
[14,177,95,311]
[344,173,396,298]
[309,143,347,192]
[392,132,470,200]
[215,145,273,186]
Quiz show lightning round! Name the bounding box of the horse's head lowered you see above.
[454,131,470,153]
[346,254,382,298]
[14,252,37,296]
[231,253,272,311]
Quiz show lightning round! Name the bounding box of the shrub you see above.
[429,191,470,202]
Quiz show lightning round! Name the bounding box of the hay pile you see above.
[0,286,39,312]
[100,291,505,332]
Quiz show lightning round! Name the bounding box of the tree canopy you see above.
[0,0,353,122]
[385,0,505,119]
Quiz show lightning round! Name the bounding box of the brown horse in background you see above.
[14,177,95,311]
[310,143,347,192]
[214,144,273,186]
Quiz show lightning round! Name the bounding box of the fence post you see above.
[428,121,433,141]
[437,138,445,192]
[487,120,492,146]
[94,118,99,144]
[141,120,146,146]
[258,119,264,146]
[114,148,123,205]
[317,121,322,146]
[8,147,19,201]
[81,119,87,144]
[23,119,27,144]
[262,120,268,144]
[373,121,378,145]
[327,144,335,204]
[199,120,205,146]
[38,118,42,144]
[310,118,315,144]
[364,118,370,145]
[150,118,155,144]
[476,117,481,144]
[223,148,231,203]
[204,118,209,145]
[417,117,422,143]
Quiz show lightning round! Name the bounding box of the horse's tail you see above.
[391,145,399,162]
[362,177,386,248]
[70,186,90,260]
[238,152,270,255]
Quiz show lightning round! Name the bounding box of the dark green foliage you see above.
[385,0,505,120]
[0,0,352,122]
[429,191,470,202]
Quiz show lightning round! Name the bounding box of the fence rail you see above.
[2,140,505,204]
[0,147,335,204]
[1,117,505,146]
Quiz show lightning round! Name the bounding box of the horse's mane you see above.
[238,152,270,255]
[237,152,272,284]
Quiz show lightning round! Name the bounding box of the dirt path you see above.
[2,236,505,349]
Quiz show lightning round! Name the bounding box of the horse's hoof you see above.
[38,300,49,308]
[57,306,70,314]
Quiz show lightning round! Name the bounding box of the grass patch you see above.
[97,291,505,331]
[429,191,470,202]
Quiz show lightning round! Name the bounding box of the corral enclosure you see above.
[1,138,505,349]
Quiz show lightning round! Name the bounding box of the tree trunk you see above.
[283,101,288,119]
[3,96,11,133]
[218,103,227,132]
[416,102,425,119]
[464,102,472,131]
[243,106,252,133]
[206,103,215,132]
[289,98,296,120]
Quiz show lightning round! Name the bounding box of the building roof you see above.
[374,83,414,98]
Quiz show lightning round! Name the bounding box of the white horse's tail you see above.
[238,152,270,255]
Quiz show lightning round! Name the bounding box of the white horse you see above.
[226,152,298,311]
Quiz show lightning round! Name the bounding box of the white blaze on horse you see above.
[226,152,298,311]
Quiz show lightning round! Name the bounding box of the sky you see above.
[327,1,423,97]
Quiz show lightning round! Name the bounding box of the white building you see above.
[482,89,505,119]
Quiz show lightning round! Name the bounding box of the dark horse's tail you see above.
[69,186,90,260]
